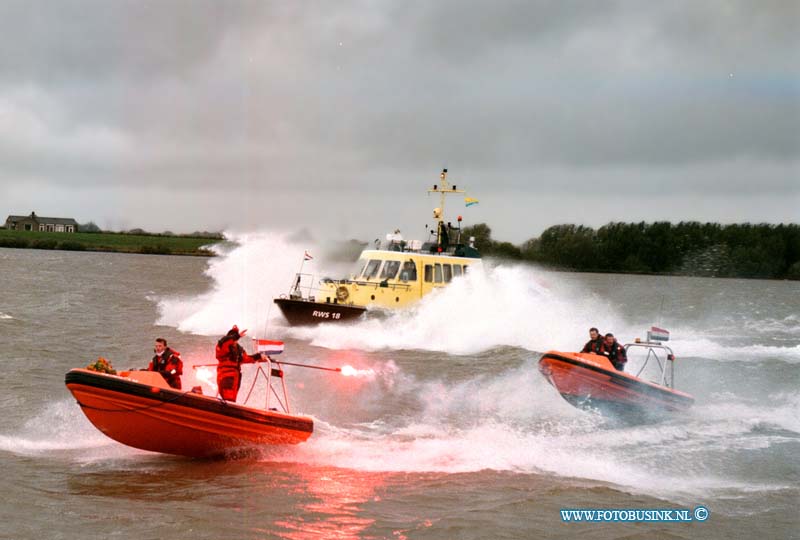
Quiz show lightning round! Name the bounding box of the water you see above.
[1,236,798,540]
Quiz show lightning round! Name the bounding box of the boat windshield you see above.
[380,260,401,280]
[350,258,368,280]
[362,259,382,280]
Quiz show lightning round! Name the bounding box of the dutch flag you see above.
[255,339,284,355]
[648,326,670,342]
[304,250,313,261]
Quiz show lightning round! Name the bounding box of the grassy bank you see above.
[0,230,222,256]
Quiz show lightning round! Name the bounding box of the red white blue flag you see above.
[647,326,670,342]
[255,339,284,355]
[304,250,313,261]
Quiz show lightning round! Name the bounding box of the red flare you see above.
[340,365,376,378]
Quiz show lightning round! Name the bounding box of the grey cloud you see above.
[0,0,258,83]
[0,1,796,237]
[401,1,798,71]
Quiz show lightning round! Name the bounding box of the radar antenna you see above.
[427,168,465,252]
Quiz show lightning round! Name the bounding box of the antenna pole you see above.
[290,253,307,295]
[427,168,465,250]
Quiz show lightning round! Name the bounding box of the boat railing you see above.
[287,273,416,300]
[285,272,341,302]
[241,357,292,413]
[372,243,480,258]
[328,277,414,291]
[624,342,676,388]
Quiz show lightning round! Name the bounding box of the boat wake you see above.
[3,356,797,513]
[289,264,626,355]
[140,229,800,510]
[155,231,630,353]
[155,230,370,334]
[155,231,800,367]
[0,400,143,461]
[263,358,799,510]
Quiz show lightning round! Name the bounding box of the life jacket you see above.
[605,342,627,365]
[150,348,182,373]
[583,338,604,354]
[149,348,183,389]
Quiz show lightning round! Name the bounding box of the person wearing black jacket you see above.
[581,327,604,354]
[601,333,627,371]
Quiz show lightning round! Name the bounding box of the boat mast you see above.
[427,168,464,251]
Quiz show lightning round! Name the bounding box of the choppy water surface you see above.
[1,237,798,540]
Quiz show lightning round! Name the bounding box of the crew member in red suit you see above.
[215,325,264,401]
[148,338,183,389]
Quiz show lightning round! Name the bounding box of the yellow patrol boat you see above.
[274,169,482,325]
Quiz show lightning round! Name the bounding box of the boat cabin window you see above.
[443,264,452,283]
[452,264,462,277]
[434,263,443,283]
[400,260,417,282]
[424,264,433,283]
[362,259,382,280]
[462,265,469,274]
[351,259,368,279]
[380,260,401,280]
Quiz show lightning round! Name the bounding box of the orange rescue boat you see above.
[539,330,694,416]
[65,366,313,458]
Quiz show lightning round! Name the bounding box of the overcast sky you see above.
[0,1,797,243]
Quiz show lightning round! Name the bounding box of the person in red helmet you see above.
[147,338,183,389]
[215,325,264,402]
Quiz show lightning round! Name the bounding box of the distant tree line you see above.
[78,221,223,239]
[461,222,800,280]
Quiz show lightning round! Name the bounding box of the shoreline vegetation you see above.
[462,222,800,281]
[0,228,223,256]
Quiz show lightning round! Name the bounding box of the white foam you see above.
[143,230,798,503]
[5,358,795,506]
[275,417,790,504]
[291,264,626,355]
[742,314,800,336]
[0,400,117,455]
[156,231,321,336]
[154,231,629,354]
[666,335,800,363]
[692,392,800,435]
[0,312,13,320]
[0,399,188,463]
[260,359,799,504]
[153,231,800,367]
